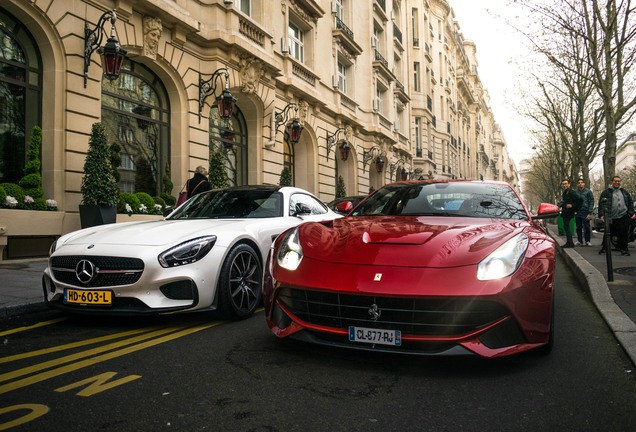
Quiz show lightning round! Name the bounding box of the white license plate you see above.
[348,326,401,346]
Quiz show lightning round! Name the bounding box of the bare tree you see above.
[517,0,636,188]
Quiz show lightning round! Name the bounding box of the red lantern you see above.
[375,156,385,173]
[99,35,127,81]
[216,88,236,120]
[339,140,351,161]
[287,118,304,144]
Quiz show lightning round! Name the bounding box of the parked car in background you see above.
[264,180,560,358]
[327,195,366,214]
[43,185,341,319]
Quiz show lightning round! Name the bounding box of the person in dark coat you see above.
[560,179,582,248]
[574,178,595,246]
[599,175,635,256]
[187,165,212,197]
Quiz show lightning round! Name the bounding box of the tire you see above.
[217,244,262,320]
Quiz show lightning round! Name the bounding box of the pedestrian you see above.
[559,179,581,248]
[598,175,634,256]
[574,178,595,246]
[187,165,212,197]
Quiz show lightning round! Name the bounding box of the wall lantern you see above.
[267,102,303,147]
[390,158,410,181]
[374,155,386,173]
[199,67,236,123]
[84,10,127,88]
[326,126,352,162]
[362,146,384,173]
[339,140,351,161]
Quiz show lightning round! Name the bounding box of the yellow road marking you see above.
[0,327,157,364]
[0,321,221,395]
[0,325,190,383]
[0,317,69,337]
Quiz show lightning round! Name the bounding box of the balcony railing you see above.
[335,16,354,41]
[374,49,389,69]
[393,23,402,44]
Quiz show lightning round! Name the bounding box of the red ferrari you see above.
[263,180,560,358]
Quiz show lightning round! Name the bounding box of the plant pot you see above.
[79,204,117,229]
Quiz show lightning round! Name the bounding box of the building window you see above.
[283,139,294,186]
[375,81,387,114]
[413,62,421,92]
[372,26,381,54]
[334,0,343,20]
[415,117,422,157]
[288,22,305,63]
[209,105,248,187]
[337,61,347,93]
[236,0,250,15]
[0,7,42,184]
[102,60,170,197]
[412,8,419,47]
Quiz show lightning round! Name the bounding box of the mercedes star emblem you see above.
[75,259,97,284]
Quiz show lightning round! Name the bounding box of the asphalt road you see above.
[1,254,636,432]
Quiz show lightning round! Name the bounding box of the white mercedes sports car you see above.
[42,185,340,319]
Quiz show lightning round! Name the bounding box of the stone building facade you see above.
[0,0,518,243]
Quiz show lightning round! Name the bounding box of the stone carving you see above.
[143,16,162,59]
[239,56,264,94]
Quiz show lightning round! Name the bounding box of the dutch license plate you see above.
[64,289,112,306]
[348,326,401,346]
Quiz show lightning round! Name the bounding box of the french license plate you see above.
[348,326,401,346]
[64,289,112,306]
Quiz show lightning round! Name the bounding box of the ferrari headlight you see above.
[277,227,303,271]
[477,233,529,280]
[158,235,217,268]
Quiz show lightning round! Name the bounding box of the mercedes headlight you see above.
[159,236,217,267]
[277,227,303,271]
[477,233,529,280]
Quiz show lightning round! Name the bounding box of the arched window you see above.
[0,7,41,184]
[101,60,169,196]
[209,105,247,186]
[283,139,294,185]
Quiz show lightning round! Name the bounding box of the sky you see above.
[449,0,536,165]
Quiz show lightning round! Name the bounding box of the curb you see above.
[0,302,48,321]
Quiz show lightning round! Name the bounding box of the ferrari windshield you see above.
[350,182,528,220]
[167,188,283,219]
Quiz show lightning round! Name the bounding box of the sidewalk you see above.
[1,231,635,365]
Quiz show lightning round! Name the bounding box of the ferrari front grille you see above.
[50,255,144,288]
[277,288,510,337]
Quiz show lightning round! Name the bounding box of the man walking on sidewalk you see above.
[574,178,595,246]
[599,175,634,256]
[560,179,582,248]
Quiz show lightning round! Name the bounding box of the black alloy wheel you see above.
[218,244,262,319]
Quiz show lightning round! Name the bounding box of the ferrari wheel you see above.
[218,244,262,319]
[533,299,554,356]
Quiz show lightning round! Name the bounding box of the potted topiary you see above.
[279,166,292,186]
[336,175,346,198]
[79,122,119,228]
[209,147,229,188]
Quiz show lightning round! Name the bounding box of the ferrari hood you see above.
[297,216,527,267]
[57,219,250,247]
